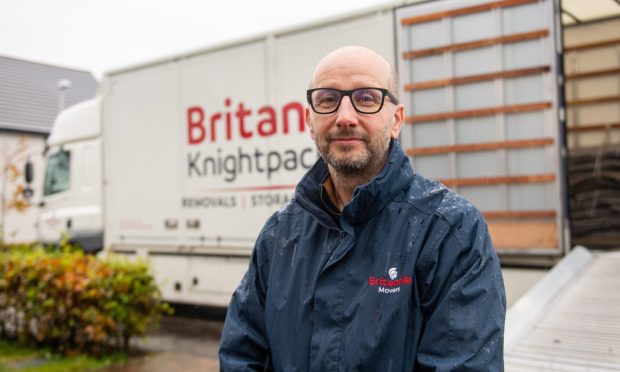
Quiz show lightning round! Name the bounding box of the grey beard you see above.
[322,148,373,176]
[318,133,389,178]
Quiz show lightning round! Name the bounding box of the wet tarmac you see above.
[99,352,219,372]
[99,314,224,372]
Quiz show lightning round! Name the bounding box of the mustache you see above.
[325,128,369,141]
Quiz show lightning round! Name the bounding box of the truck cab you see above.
[37,98,103,253]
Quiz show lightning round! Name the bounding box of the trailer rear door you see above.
[396,0,568,261]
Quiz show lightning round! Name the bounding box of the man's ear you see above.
[305,106,316,140]
[390,104,404,139]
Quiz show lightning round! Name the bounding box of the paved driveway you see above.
[100,315,223,372]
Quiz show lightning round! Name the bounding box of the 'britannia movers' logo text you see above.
[368,267,412,294]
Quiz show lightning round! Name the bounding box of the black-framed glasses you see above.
[307,87,399,114]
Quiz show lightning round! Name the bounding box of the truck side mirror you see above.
[25,159,34,183]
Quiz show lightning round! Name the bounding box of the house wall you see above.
[0,131,46,243]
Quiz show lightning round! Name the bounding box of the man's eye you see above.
[359,95,375,102]
[318,95,338,105]
[355,94,379,106]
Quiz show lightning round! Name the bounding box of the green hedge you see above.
[0,244,171,355]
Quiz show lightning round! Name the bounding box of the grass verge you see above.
[0,340,126,372]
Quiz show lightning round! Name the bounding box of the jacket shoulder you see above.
[254,198,305,248]
[435,189,485,232]
[403,173,488,251]
[405,172,482,220]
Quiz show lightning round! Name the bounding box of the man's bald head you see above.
[309,46,399,100]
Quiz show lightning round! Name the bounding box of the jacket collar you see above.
[295,140,415,230]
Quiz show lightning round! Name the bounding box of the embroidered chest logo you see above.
[368,267,412,294]
[388,267,398,280]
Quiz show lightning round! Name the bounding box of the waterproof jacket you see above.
[220,141,506,371]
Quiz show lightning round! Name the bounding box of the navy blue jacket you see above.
[220,141,506,371]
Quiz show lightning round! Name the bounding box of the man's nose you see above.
[335,96,358,126]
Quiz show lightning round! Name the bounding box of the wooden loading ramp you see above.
[505,247,620,371]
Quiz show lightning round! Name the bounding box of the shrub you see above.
[0,243,171,355]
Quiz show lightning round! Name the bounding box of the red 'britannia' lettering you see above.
[187,98,305,145]
[368,275,413,288]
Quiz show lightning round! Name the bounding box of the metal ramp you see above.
[505,246,620,371]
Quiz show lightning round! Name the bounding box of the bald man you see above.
[220,46,506,371]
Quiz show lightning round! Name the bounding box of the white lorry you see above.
[27,0,569,307]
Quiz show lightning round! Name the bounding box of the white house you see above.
[0,55,97,243]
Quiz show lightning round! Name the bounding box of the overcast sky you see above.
[0,0,395,79]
